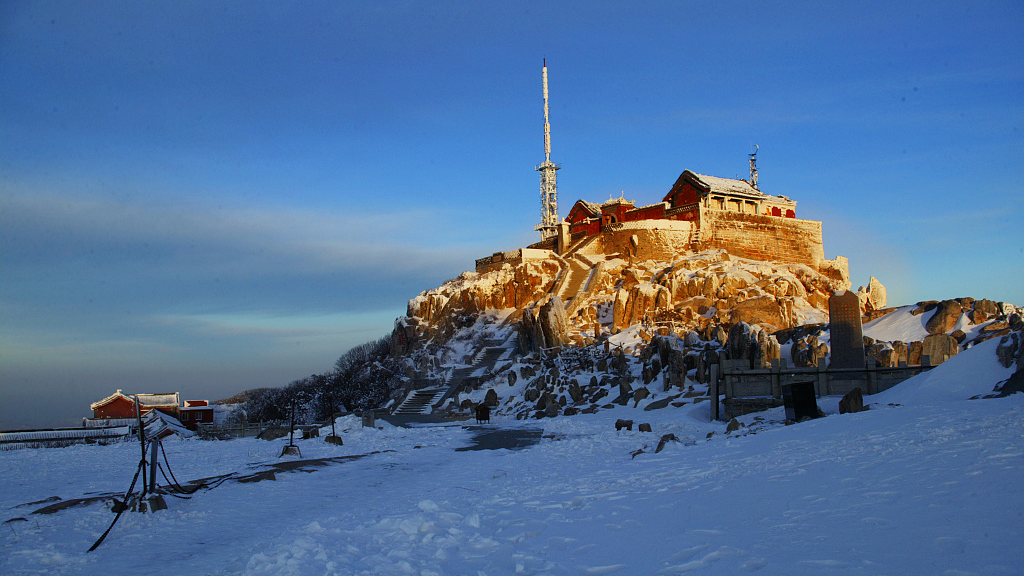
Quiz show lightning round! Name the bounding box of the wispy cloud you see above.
[0,191,477,278]
[0,189,468,392]
[149,309,398,341]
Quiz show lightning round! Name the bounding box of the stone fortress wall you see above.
[697,210,825,268]
[479,210,835,277]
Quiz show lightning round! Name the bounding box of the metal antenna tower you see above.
[534,59,560,240]
[749,144,759,189]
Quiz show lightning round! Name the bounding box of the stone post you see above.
[556,222,570,255]
[710,364,720,422]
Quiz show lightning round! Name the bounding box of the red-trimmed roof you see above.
[567,199,601,219]
[90,390,180,410]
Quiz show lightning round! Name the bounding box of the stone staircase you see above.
[392,387,446,415]
[392,337,515,417]
[435,342,511,404]
[558,258,591,306]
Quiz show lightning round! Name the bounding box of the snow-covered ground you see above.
[3,342,1023,575]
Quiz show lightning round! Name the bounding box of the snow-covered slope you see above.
[2,340,1022,575]
[862,305,934,342]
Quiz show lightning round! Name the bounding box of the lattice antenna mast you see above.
[534,59,560,239]
[543,60,551,164]
[749,144,759,189]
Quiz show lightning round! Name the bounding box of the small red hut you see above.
[178,400,215,430]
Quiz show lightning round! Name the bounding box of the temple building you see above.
[565,170,797,240]
[476,164,831,275]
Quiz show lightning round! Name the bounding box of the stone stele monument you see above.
[828,290,865,370]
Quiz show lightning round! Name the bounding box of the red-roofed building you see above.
[561,169,797,243]
[663,170,796,220]
[480,164,826,273]
[178,400,215,430]
[89,389,180,420]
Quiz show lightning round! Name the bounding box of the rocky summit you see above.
[383,229,1023,422]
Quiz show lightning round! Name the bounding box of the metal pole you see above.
[134,396,147,495]
[289,400,296,446]
[329,393,337,437]
[710,365,720,422]
[149,437,159,492]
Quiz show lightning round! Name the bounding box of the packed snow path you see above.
[2,393,1023,575]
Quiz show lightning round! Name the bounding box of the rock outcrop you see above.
[727,322,781,369]
[538,296,569,348]
[925,300,963,335]
[400,249,851,354]
[857,276,888,313]
[922,333,959,364]
[995,332,1022,369]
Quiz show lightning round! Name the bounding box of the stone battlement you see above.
[475,248,554,275]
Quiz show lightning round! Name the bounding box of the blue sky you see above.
[2,1,1022,429]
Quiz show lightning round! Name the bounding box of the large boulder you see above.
[632,387,650,405]
[868,343,896,367]
[891,340,909,365]
[1011,313,1024,332]
[728,322,780,368]
[925,300,962,335]
[922,333,959,365]
[653,335,673,366]
[762,333,782,367]
[517,308,544,354]
[908,341,924,365]
[538,296,569,348]
[618,380,633,399]
[971,299,999,324]
[996,332,1021,369]
[611,288,629,332]
[390,317,419,357]
[792,335,829,368]
[568,381,583,403]
[729,296,792,330]
[727,322,755,365]
[856,276,888,313]
[484,389,499,407]
[618,283,671,328]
